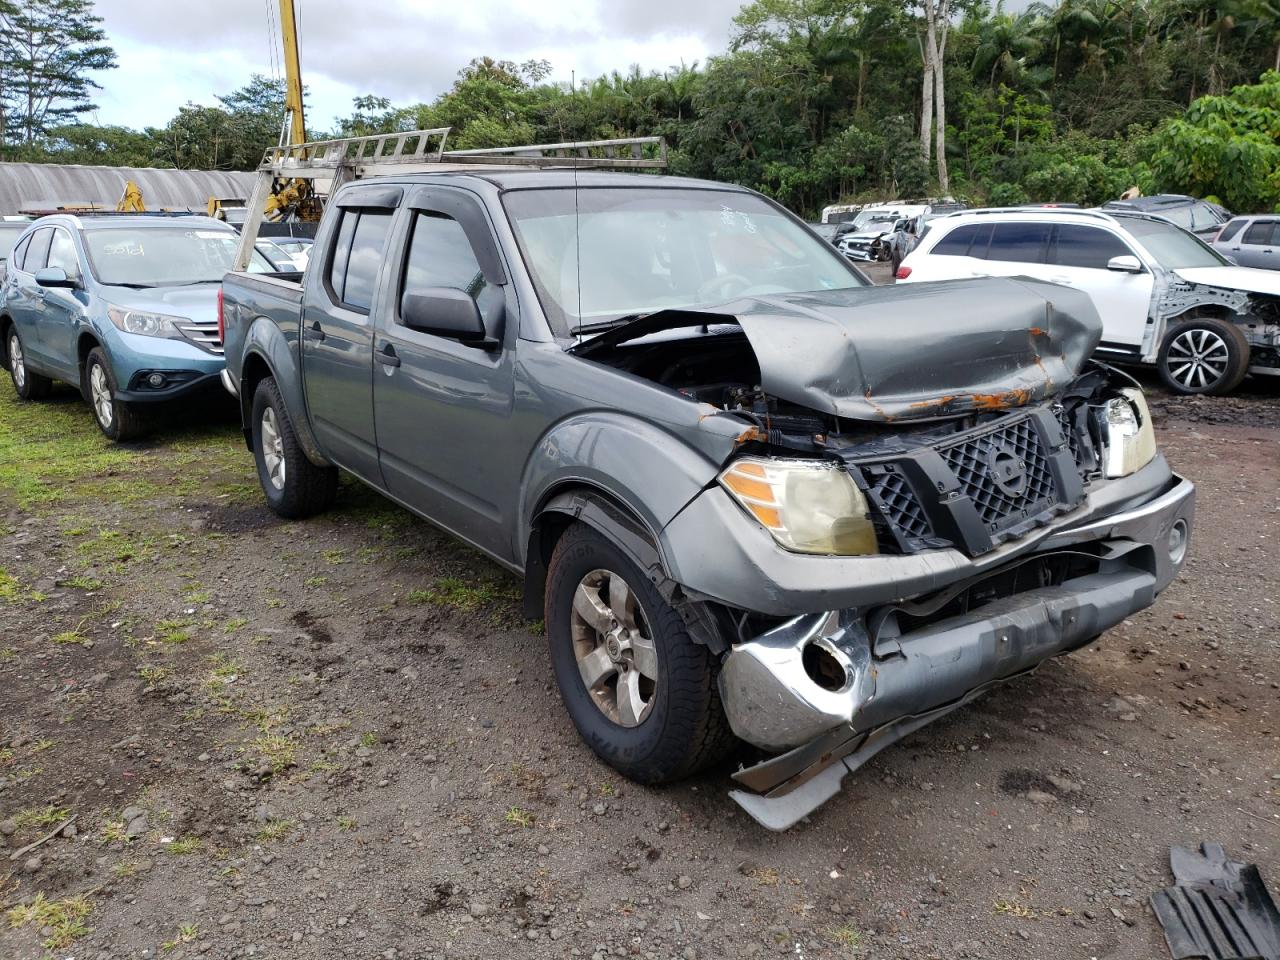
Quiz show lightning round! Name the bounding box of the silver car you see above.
[1213,215,1279,270]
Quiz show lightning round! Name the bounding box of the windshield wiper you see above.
[104,282,156,289]
[572,315,646,336]
[157,280,220,287]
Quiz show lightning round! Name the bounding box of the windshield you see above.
[83,226,271,286]
[852,210,900,230]
[503,187,866,333]
[1122,217,1229,268]
[0,225,25,258]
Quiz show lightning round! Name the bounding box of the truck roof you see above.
[359,169,751,193]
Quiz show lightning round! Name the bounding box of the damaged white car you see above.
[897,208,1280,394]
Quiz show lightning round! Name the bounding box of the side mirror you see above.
[401,287,493,346]
[34,266,77,288]
[1106,255,1143,274]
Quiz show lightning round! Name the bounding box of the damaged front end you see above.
[1154,270,1280,376]
[572,278,1194,829]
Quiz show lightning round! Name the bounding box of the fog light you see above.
[1168,518,1188,565]
[147,373,165,388]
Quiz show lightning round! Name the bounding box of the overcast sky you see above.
[87,0,745,132]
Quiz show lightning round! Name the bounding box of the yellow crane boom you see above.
[279,0,306,146]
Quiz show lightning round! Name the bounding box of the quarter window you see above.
[986,222,1051,264]
[1049,224,1133,270]
[10,234,31,272]
[1242,220,1277,246]
[327,210,393,312]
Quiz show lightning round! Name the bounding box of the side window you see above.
[402,213,485,296]
[10,234,32,272]
[1216,219,1246,243]
[986,222,1051,264]
[1242,220,1276,245]
[931,223,982,256]
[25,228,53,272]
[47,230,80,277]
[326,210,393,312]
[1049,224,1133,269]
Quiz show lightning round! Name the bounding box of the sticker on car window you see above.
[720,205,758,235]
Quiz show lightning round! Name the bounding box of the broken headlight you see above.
[719,457,879,556]
[1102,388,1157,478]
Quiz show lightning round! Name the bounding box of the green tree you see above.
[0,0,116,148]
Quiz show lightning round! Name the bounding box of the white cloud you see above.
[86,0,742,131]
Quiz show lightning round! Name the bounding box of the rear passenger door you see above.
[975,222,1053,278]
[1232,219,1277,270]
[11,227,55,369]
[1045,223,1154,349]
[372,186,517,559]
[300,185,401,481]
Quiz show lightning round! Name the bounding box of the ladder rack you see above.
[233,128,667,269]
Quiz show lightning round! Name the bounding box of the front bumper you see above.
[220,367,239,397]
[116,370,225,404]
[699,468,1194,829]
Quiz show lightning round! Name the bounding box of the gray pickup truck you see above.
[219,170,1195,829]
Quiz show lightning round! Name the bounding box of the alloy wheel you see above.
[89,363,113,428]
[260,406,286,490]
[9,334,24,390]
[570,568,659,727]
[1166,328,1229,390]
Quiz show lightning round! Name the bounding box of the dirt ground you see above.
[1,368,1278,960]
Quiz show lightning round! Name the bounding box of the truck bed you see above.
[220,271,305,383]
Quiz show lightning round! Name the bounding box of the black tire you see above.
[6,326,52,400]
[545,522,735,784]
[84,347,145,440]
[1158,318,1250,396]
[250,376,338,519]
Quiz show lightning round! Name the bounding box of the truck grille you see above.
[937,417,1057,533]
[867,468,934,542]
[173,319,223,355]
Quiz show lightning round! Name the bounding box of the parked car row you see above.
[896,207,1280,395]
[1,173,1198,830]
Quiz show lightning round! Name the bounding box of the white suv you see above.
[897,209,1280,395]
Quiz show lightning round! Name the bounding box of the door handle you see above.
[377,342,401,368]
[303,321,325,342]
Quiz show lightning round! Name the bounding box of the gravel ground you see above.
[1,369,1278,960]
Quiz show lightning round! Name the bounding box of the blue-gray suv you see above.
[0,214,271,440]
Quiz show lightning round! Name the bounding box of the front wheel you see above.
[84,348,145,441]
[545,522,735,784]
[1158,318,1250,395]
[6,327,52,400]
[250,376,337,519]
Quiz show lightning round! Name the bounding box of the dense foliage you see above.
[3,0,1279,215]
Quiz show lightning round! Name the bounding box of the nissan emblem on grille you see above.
[987,445,1028,497]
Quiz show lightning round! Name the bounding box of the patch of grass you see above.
[0,568,24,602]
[303,576,328,587]
[408,576,520,612]
[359,731,377,749]
[336,815,356,831]
[5,892,93,949]
[184,589,212,604]
[13,805,71,830]
[100,820,128,844]
[162,922,199,951]
[223,616,249,633]
[138,665,169,687]
[155,618,193,645]
[322,549,346,565]
[246,734,297,774]
[827,925,863,949]
[748,866,781,886]
[52,626,91,646]
[29,738,55,753]
[264,597,284,609]
[163,836,202,855]
[504,806,535,828]
[255,818,297,842]
[0,646,16,663]
[61,574,103,591]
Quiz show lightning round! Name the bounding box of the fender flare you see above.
[238,316,330,467]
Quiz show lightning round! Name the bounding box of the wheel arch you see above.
[0,314,11,369]
[76,332,104,398]
[238,315,330,467]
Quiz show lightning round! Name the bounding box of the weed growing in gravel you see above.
[505,807,535,828]
[155,619,193,645]
[61,575,103,591]
[304,576,327,587]
[408,576,520,611]
[246,734,297,774]
[100,820,128,844]
[163,837,202,855]
[13,805,71,830]
[29,739,54,753]
[255,818,297,842]
[5,892,93,949]
[359,731,377,749]
[138,665,169,688]
[184,589,212,604]
[336,816,356,831]
[162,923,200,951]
[223,617,249,633]
[0,568,23,601]
[0,646,16,663]
[827,925,863,949]
[52,623,92,646]
[323,549,346,564]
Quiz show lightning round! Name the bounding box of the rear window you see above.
[327,210,393,312]
[1217,219,1247,243]
[1048,224,1133,269]
[931,222,987,256]
[986,222,1051,264]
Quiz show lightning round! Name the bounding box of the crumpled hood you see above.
[1174,266,1280,298]
[726,276,1102,421]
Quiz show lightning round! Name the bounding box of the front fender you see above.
[239,314,329,467]
[516,411,726,566]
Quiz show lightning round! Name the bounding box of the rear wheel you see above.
[250,376,338,518]
[6,327,52,400]
[84,348,145,441]
[1158,318,1250,395]
[545,522,735,784]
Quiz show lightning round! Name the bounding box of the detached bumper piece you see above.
[721,475,1195,830]
[1151,842,1280,960]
